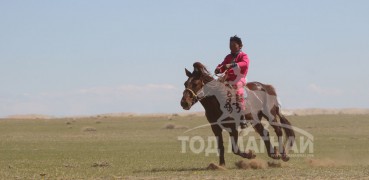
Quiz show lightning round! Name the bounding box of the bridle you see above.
[184,67,223,104]
[184,81,206,102]
[185,68,229,102]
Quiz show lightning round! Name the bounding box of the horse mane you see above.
[193,62,214,83]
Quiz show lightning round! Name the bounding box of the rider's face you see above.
[229,41,241,53]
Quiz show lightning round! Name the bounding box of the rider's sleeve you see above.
[235,53,249,74]
[216,55,231,73]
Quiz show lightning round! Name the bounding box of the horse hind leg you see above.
[276,106,295,145]
[271,120,286,161]
[276,106,296,161]
[262,109,285,160]
[251,114,277,159]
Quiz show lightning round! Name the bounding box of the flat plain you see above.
[0,114,368,179]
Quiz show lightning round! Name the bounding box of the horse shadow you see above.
[133,166,238,173]
[133,167,208,173]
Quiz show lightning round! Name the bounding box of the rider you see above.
[214,35,250,128]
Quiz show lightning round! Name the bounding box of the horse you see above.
[180,62,295,166]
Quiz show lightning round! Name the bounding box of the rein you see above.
[215,69,229,83]
[185,67,227,103]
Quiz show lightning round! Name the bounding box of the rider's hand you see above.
[225,62,236,69]
[225,64,232,69]
[214,68,221,74]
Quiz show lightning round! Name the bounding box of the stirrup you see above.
[240,120,247,129]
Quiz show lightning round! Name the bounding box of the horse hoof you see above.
[271,154,281,160]
[271,147,281,159]
[281,154,290,162]
[243,154,256,159]
[241,150,256,159]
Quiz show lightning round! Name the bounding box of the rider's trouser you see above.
[231,81,246,112]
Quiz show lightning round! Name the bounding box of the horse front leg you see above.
[211,125,225,166]
[229,126,256,159]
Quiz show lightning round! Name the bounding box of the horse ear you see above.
[193,62,200,70]
[185,68,192,77]
[193,62,203,77]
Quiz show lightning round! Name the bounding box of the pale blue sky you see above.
[0,1,368,117]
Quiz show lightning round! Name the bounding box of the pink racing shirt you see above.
[216,51,249,86]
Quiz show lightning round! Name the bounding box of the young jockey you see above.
[214,35,250,128]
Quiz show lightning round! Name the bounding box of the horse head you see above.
[180,62,212,110]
